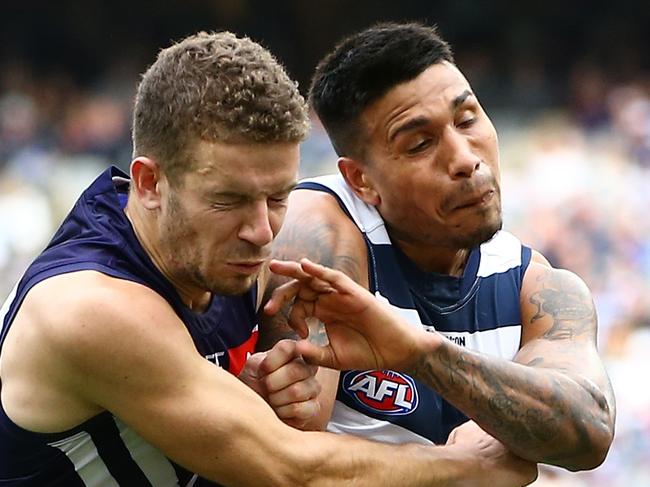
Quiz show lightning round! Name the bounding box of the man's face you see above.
[157,139,299,296]
[357,61,502,259]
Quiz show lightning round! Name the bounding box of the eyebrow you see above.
[388,90,475,142]
[209,182,298,200]
[452,90,473,110]
[388,116,430,142]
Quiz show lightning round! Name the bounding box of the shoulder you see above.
[520,250,593,307]
[5,270,201,418]
[24,271,192,368]
[273,188,367,284]
[287,186,355,231]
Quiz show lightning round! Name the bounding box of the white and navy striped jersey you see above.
[297,174,532,445]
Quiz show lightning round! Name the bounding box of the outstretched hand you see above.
[264,258,431,372]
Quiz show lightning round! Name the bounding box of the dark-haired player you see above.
[261,22,615,472]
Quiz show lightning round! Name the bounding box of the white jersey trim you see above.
[477,231,522,277]
[301,174,391,245]
[328,400,433,445]
[115,417,180,487]
[377,290,521,358]
[434,327,521,360]
[48,431,120,487]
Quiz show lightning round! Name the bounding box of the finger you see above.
[263,279,302,316]
[259,340,299,376]
[263,357,318,393]
[263,278,330,317]
[269,259,336,294]
[267,377,321,407]
[295,339,338,370]
[273,399,320,423]
[299,258,354,293]
[268,259,312,280]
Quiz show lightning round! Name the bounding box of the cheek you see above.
[269,206,288,236]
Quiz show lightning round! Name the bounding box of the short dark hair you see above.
[133,31,310,183]
[309,22,454,158]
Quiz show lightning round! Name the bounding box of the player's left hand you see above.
[239,339,321,429]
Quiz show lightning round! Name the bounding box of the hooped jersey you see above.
[297,174,532,445]
[0,167,258,486]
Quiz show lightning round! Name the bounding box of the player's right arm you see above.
[1,270,536,486]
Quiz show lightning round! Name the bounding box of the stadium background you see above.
[0,1,648,484]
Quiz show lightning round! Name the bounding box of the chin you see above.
[457,216,502,248]
[209,275,258,296]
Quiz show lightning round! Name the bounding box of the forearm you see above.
[299,432,476,487]
[410,337,613,469]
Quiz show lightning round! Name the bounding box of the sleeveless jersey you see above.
[0,167,259,486]
[297,174,532,446]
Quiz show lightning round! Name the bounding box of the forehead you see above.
[182,139,300,195]
[361,62,473,139]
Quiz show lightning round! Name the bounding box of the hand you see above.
[239,339,321,429]
[264,258,433,372]
[446,421,538,487]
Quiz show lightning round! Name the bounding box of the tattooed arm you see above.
[269,249,614,468]
[256,189,369,430]
[410,252,615,470]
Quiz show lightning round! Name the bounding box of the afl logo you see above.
[343,370,418,415]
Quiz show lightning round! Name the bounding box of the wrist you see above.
[402,329,444,375]
[417,444,476,487]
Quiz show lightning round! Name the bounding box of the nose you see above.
[439,127,480,179]
[238,200,274,248]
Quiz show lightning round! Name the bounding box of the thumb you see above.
[295,339,337,369]
[239,351,267,379]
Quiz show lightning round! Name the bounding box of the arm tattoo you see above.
[529,269,595,341]
[411,267,613,468]
[257,217,363,351]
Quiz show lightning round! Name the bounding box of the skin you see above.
[0,138,537,486]
[260,61,615,471]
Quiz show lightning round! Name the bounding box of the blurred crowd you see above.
[1,57,649,485]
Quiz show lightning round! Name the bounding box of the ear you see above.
[129,157,164,210]
[338,157,380,206]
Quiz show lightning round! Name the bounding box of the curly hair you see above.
[309,22,453,159]
[132,31,310,182]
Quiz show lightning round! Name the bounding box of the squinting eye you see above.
[457,117,476,128]
[406,139,431,154]
[269,196,289,205]
[212,202,234,209]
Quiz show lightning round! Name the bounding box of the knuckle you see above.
[262,373,279,392]
[277,339,295,354]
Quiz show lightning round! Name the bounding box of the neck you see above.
[124,199,211,311]
[395,239,470,276]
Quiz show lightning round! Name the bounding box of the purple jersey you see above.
[0,167,258,486]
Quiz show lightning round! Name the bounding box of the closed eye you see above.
[268,194,290,210]
[457,117,476,129]
[407,139,432,154]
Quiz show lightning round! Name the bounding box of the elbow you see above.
[563,412,615,472]
[561,375,616,471]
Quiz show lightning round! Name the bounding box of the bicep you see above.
[258,189,368,350]
[516,262,614,408]
[55,278,301,485]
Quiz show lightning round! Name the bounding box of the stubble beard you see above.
[161,194,259,297]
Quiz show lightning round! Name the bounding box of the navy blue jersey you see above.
[297,174,531,445]
[0,167,259,486]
